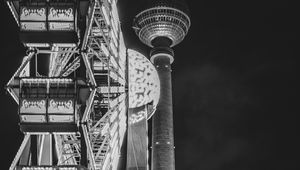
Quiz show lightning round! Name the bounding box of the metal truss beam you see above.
[82,53,97,87]
[37,49,79,55]
[87,38,124,78]
[9,134,31,170]
[6,1,19,26]
[82,125,96,170]
[7,52,34,87]
[81,0,96,51]
[55,134,81,166]
[82,89,97,123]
[88,46,124,82]
[6,52,35,104]
[60,56,81,77]
[48,46,78,77]
[90,95,125,132]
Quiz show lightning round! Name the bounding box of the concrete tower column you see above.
[151,47,175,170]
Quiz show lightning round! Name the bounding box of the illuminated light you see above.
[91,28,109,37]
[48,22,74,31]
[110,56,119,70]
[101,123,109,135]
[111,145,120,169]
[21,22,46,31]
[119,113,127,128]
[25,43,50,48]
[48,115,74,123]
[101,6,110,25]
[20,167,81,170]
[48,8,74,21]
[119,118,126,131]
[118,77,126,86]
[93,60,105,68]
[52,132,77,135]
[119,116,126,128]
[109,41,118,57]
[20,7,46,21]
[133,6,191,47]
[97,86,125,93]
[110,93,126,108]
[111,0,119,22]
[111,0,120,32]
[117,101,125,111]
[118,104,127,119]
[20,99,46,114]
[151,52,174,64]
[53,43,76,48]
[102,152,111,170]
[111,141,119,162]
[119,109,126,123]
[110,131,118,148]
[110,28,118,47]
[111,23,119,42]
[109,70,118,82]
[110,21,119,42]
[21,78,73,83]
[119,129,126,143]
[101,43,110,57]
[48,99,74,114]
[22,78,46,83]
[118,32,127,61]
[110,122,118,137]
[110,110,118,123]
[128,109,147,124]
[21,115,46,123]
[19,57,30,77]
[128,49,160,113]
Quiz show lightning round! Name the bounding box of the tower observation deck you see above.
[133,0,191,169]
[6,0,128,169]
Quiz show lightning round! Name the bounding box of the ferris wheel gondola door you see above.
[19,79,47,125]
[47,79,76,124]
[47,2,78,45]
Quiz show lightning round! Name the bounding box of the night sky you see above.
[0,0,298,169]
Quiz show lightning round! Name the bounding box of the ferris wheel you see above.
[6,0,128,169]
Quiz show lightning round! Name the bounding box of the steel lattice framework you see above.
[6,0,128,169]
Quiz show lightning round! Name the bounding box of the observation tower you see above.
[133,0,191,169]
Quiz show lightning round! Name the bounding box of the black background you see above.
[0,0,298,169]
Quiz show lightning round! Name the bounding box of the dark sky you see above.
[0,0,298,169]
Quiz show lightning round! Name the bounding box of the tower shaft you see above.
[133,1,190,169]
[152,55,175,170]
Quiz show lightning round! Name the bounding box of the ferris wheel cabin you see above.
[6,0,90,47]
[18,78,88,133]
